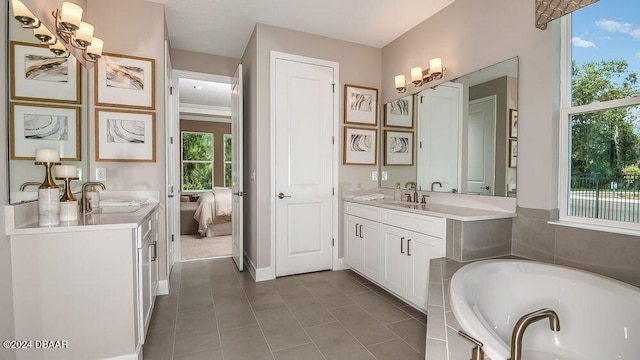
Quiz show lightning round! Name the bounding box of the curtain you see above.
[536,0,599,30]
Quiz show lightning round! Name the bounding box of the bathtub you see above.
[449,259,640,360]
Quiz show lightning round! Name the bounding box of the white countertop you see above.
[8,202,159,235]
[344,198,516,221]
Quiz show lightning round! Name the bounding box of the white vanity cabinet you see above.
[344,201,444,311]
[9,204,159,360]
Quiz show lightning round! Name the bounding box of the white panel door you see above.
[275,57,334,277]
[467,96,496,195]
[417,83,462,192]
[231,64,244,271]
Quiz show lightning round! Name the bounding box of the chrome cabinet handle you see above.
[278,192,291,199]
[400,237,405,254]
[355,223,360,237]
[151,241,157,261]
[407,239,412,256]
[359,224,363,238]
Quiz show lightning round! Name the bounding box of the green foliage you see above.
[182,131,213,190]
[182,163,212,191]
[224,134,233,187]
[182,132,213,161]
[570,60,640,179]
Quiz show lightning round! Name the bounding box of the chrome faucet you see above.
[510,308,560,360]
[431,181,442,192]
[81,182,106,213]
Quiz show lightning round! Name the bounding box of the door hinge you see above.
[332,83,336,93]
[171,234,174,242]
[420,96,424,104]
[332,238,335,246]
[332,136,335,144]
[170,136,174,144]
[170,86,174,95]
[332,187,335,196]
[419,141,422,149]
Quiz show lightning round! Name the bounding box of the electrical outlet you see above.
[76,168,82,181]
[371,171,378,181]
[381,171,388,181]
[96,168,107,181]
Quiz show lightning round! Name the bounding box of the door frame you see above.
[468,95,497,195]
[269,51,340,279]
[170,69,233,262]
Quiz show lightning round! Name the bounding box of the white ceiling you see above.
[149,0,457,59]
[179,78,231,108]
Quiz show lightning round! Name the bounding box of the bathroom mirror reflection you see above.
[7,0,89,204]
[380,57,518,197]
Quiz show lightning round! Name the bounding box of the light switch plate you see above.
[371,171,378,181]
[96,168,107,181]
[381,171,388,181]
[76,168,82,181]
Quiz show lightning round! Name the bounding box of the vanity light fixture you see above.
[395,57,446,93]
[49,39,69,58]
[11,0,40,28]
[33,25,56,45]
[52,2,104,62]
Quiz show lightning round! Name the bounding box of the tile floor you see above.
[144,257,427,360]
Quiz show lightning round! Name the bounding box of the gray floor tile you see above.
[302,280,354,309]
[320,271,370,295]
[387,318,427,355]
[344,269,372,284]
[349,292,411,325]
[143,327,175,360]
[244,284,286,312]
[329,304,397,346]
[148,294,178,330]
[219,324,274,360]
[214,299,257,331]
[400,305,427,325]
[305,322,375,360]
[173,347,223,360]
[272,343,325,360]
[363,282,406,307]
[177,285,214,314]
[286,298,336,327]
[174,309,219,355]
[254,305,311,351]
[367,338,423,360]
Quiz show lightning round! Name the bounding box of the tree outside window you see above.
[224,134,232,187]
[182,131,213,191]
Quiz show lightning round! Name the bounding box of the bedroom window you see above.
[223,134,232,187]
[559,0,640,230]
[181,131,214,192]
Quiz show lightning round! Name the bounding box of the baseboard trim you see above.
[103,350,139,360]
[335,257,350,270]
[243,252,274,282]
[157,280,169,295]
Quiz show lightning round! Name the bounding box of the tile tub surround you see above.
[446,218,513,262]
[513,207,640,287]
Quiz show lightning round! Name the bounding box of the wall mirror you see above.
[7,0,89,204]
[380,57,518,197]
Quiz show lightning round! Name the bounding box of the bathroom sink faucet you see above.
[510,308,560,360]
[82,182,106,213]
[431,181,442,192]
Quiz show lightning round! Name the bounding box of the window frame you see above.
[223,133,232,188]
[558,16,640,232]
[180,130,214,193]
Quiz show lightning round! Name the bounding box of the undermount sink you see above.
[90,206,141,214]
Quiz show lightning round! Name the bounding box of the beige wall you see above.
[0,3,16,359]
[180,120,231,188]
[244,23,381,269]
[87,0,168,280]
[171,49,239,77]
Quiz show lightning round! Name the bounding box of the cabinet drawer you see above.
[382,209,444,238]
[344,202,381,222]
[140,216,153,240]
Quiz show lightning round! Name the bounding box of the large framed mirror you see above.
[380,57,518,197]
[7,0,88,204]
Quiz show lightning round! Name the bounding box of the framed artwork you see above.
[509,139,517,168]
[95,53,156,110]
[343,126,377,165]
[384,95,414,128]
[9,102,80,161]
[10,41,80,104]
[509,109,518,138]
[384,130,414,166]
[344,84,378,126]
[96,109,156,162]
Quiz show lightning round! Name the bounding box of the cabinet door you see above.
[140,240,152,336]
[344,215,363,272]
[379,225,407,296]
[405,231,444,309]
[150,212,159,299]
[361,219,380,281]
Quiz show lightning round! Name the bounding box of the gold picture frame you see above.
[95,53,156,110]
[344,84,378,126]
[95,108,156,162]
[343,126,378,165]
[384,130,414,166]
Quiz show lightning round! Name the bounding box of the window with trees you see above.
[181,131,213,191]
[560,0,640,228]
[223,134,232,187]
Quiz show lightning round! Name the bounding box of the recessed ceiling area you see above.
[179,79,231,121]
[149,0,458,58]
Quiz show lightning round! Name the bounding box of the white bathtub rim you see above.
[449,259,640,360]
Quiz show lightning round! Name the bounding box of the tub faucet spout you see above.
[510,308,560,360]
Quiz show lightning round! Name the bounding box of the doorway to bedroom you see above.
[176,73,234,261]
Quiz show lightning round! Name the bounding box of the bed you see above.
[192,187,233,237]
